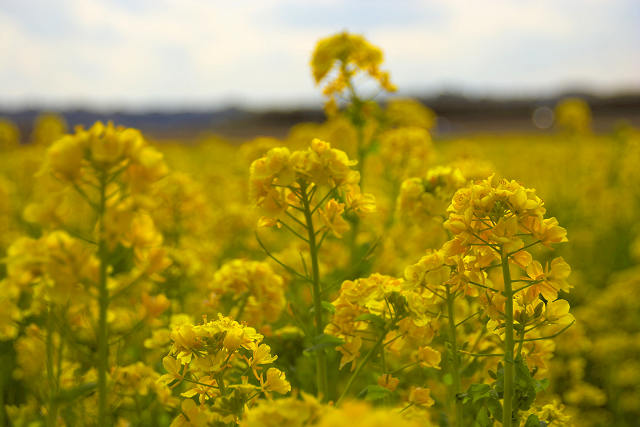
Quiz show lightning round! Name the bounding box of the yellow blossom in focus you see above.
[262,367,291,395]
[408,386,435,407]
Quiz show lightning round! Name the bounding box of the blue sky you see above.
[1,0,638,110]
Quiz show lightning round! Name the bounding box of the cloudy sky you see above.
[1,0,638,110]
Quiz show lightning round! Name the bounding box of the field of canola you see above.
[0,32,639,427]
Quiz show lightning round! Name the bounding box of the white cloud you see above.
[0,0,638,109]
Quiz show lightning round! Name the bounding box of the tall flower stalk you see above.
[443,174,574,425]
[250,139,376,400]
[444,284,464,427]
[35,122,170,425]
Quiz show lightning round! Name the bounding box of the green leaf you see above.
[443,373,453,386]
[466,383,491,404]
[304,334,344,354]
[54,382,97,403]
[321,301,336,313]
[354,313,385,328]
[524,414,544,427]
[486,395,503,422]
[534,378,549,393]
[513,357,537,411]
[363,385,393,401]
[474,406,491,427]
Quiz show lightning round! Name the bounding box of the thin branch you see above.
[311,186,338,215]
[470,232,501,253]
[516,320,575,342]
[383,332,405,348]
[512,279,543,294]
[467,280,499,293]
[316,229,330,250]
[182,377,220,390]
[459,351,504,358]
[299,251,309,278]
[71,182,98,211]
[508,240,541,257]
[284,210,306,228]
[390,361,420,375]
[456,311,482,328]
[277,219,309,243]
[423,284,446,300]
[286,203,305,212]
[255,232,311,283]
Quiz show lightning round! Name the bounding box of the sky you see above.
[1,0,639,110]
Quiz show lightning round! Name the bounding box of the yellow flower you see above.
[555,97,592,134]
[240,393,323,427]
[386,98,436,130]
[525,257,572,301]
[262,368,291,395]
[87,121,128,168]
[531,217,568,247]
[180,376,219,404]
[346,191,376,218]
[545,299,574,326]
[209,259,286,326]
[311,32,383,84]
[159,356,184,386]
[404,249,449,289]
[170,399,211,427]
[142,293,171,322]
[171,324,201,363]
[46,135,86,181]
[379,127,434,179]
[408,386,434,407]
[416,346,441,369]
[337,336,362,371]
[0,118,21,150]
[0,294,21,340]
[31,113,67,146]
[319,199,350,238]
[377,374,399,392]
[311,32,396,112]
[250,343,278,367]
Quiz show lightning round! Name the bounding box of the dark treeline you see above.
[2,92,640,140]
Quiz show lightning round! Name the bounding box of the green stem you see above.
[355,123,366,188]
[46,307,58,427]
[445,285,464,427]
[234,292,250,321]
[300,185,329,400]
[501,252,515,427]
[516,325,526,359]
[97,171,109,426]
[383,178,402,231]
[336,331,385,406]
[347,85,366,273]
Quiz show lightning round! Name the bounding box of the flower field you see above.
[0,33,639,427]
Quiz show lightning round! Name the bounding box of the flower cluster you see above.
[555,98,592,134]
[30,113,67,146]
[0,118,20,149]
[397,166,467,223]
[385,98,436,131]
[444,174,567,261]
[325,273,440,411]
[378,127,435,180]
[207,259,287,327]
[311,32,396,114]
[44,120,167,188]
[250,138,374,229]
[159,314,290,425]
